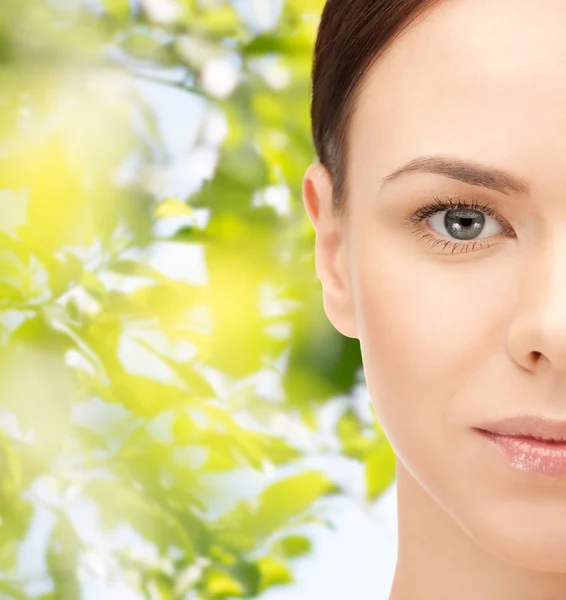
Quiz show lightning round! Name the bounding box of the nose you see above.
[507,247,566,374]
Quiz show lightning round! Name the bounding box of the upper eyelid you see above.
[411,195,511,224]
[407,196,489,221]
[428,194,499,213]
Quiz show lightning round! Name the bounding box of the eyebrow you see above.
[380,155,531,196]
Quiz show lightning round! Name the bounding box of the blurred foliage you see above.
[0,0,395,598]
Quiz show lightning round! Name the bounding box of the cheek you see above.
[349,232,513,464]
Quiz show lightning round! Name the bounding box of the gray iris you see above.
[444,209,485,240]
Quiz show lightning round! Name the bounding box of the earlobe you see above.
[302,162,358,339]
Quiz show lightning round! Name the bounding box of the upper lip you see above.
[475,415,566,442]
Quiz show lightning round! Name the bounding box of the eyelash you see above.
[404,195,516,254]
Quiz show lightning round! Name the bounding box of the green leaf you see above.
[46,514,82,599]
[257,557,293,591]
[204,569,244,598]
[164,225,210,244]
[102,0,131,20]
[247,471,340,537]
[337,408,374,460]
[227,560,261,596]
[365,442,396,502]
[241,34,312,58]
[155,198,194,218]
[272,534,312,559]
[111,373,187,417]
[132,335,216,398]
[107,259,169,282]
[47,251,83,296]
[0,281,22,304]
[80,270,108,303]
[0,497,33,568]
[202,448,240,472]
[84,478,204,557]
[142,573,174,599]
[0,435,21,506]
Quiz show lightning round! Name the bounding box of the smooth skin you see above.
[303,0,566,598]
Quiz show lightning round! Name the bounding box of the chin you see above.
[465,505,566,572]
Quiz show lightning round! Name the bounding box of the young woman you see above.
[302,0,566,598]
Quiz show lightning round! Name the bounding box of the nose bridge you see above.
[507,233,566,372]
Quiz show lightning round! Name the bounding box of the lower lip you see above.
[477,429,566,477]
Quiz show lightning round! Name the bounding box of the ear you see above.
[302,162,358,339]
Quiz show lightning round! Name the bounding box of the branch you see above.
[130,70,207,97]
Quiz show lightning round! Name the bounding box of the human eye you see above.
[403,195,516,254]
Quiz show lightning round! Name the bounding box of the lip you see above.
[474,415,566,477]
[475,415,566,442]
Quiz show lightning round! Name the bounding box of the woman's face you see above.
[304,0,566,571]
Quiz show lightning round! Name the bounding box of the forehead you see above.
[349,0,566,196]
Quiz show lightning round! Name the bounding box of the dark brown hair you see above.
[310,0,443,217]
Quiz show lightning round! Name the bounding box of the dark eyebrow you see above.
[380,155,531,196]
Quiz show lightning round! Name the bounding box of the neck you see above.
[388,461,566,600]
